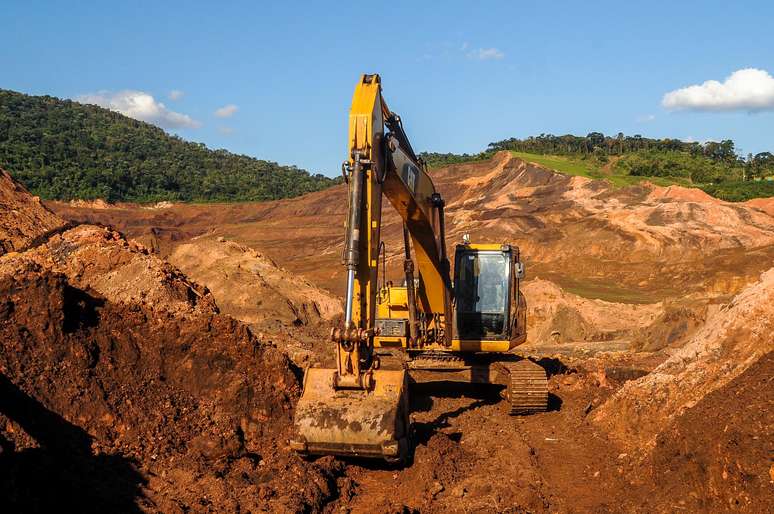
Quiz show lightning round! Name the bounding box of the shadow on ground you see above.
[0,373,147,513]
[411,382,506,446]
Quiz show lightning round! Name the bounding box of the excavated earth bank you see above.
[0,170,340,513]
[3,157,773,512]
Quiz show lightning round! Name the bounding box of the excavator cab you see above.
[454,244,512,340]
[453,242,526,349]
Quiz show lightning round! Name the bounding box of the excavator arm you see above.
[292,74,452,462]
[382,113,453,321]
[290,74,542,463]
[336,74,453,382]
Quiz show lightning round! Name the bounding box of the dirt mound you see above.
[68,198,113,209]
[646,183,720,203]
[0,168,66,255]
[523,279,661,346]
[0,224,218,318]
[169,236,341,328]
[168,236,342,367]
[593,267,774,450]
[341,432,476,512]
[643,351,773,512]
[0,261,342,512]
[0,167,338,512]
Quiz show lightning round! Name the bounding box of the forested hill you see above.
[0,89,337,202]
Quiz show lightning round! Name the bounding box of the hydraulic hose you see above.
[343,153,364,328]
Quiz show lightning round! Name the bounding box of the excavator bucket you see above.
[290,368,410,463]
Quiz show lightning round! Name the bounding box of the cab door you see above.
[453,247,512,341]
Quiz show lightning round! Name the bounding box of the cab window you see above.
[455,251,510,339]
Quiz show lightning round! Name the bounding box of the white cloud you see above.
[217,126,234,135]
[636,114,656,123]
[168,89,184,101]
[214,104,238,118]
[417,42,503,62]
[467,47,505,61]
[77,90,200,129]
[662,68,774,112]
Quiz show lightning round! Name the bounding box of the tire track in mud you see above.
[327,381,561,512]
[326,363,642,513]
[512,419,552,511]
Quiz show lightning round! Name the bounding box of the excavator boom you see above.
[291,75,414,462]
[291,74,544,463]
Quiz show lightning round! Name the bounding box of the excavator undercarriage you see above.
[291,74,548,463]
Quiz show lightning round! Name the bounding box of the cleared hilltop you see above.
[426,131,774,202]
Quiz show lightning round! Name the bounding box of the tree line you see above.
[2,87,770,203]
[0,89,338,202]
[487,133,773,182]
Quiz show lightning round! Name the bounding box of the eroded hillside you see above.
[3,153,772,512]
[50,151,774,352]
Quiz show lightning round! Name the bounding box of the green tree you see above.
[0,89,339,202]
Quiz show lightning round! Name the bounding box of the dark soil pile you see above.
[0,261,338,513]
[644,351,774,512]
[0,165,343,512]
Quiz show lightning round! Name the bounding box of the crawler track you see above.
[504,359,549,414]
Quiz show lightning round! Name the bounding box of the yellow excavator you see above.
[291,74,547,463]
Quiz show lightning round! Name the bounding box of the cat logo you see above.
[403,164,417,193]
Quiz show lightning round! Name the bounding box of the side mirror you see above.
[514,261,525,280]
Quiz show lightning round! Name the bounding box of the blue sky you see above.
[2,0,773,176]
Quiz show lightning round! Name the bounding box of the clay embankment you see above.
[0,172,340,512]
